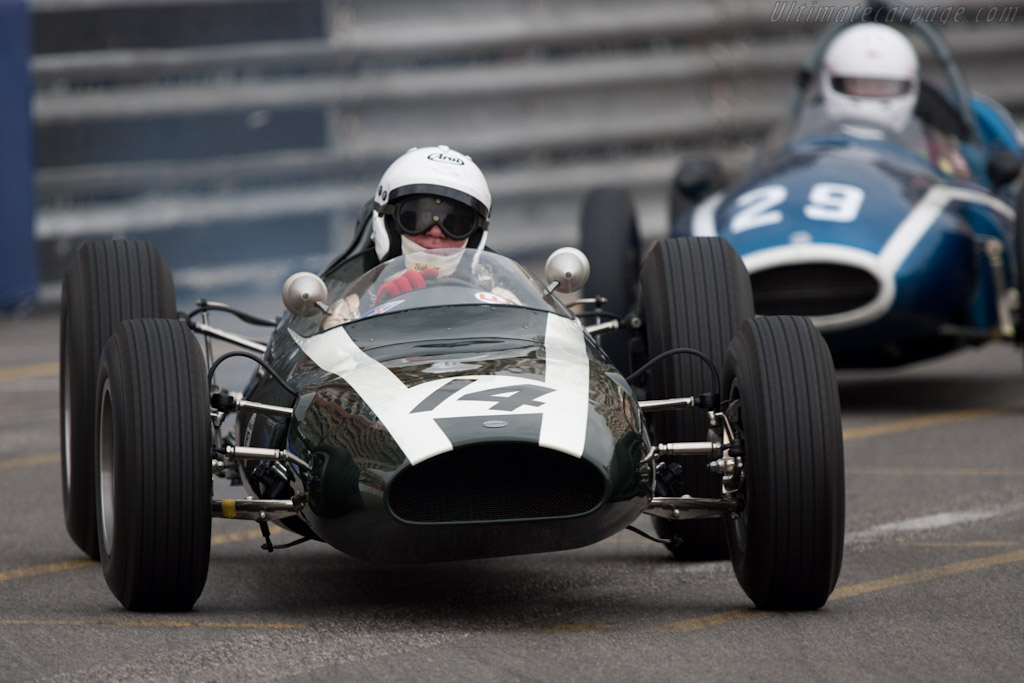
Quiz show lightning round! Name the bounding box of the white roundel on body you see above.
[474,291,513,305]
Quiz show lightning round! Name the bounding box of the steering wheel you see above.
[373,275,484,307]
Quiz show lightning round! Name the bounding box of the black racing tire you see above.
[96,318,211,612]
[1014,189,1024,349]
[59,240,176,560]
[579,186,641,372]
[722,316,845,610]
[639,237,754,560]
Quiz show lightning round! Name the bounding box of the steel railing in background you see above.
[28,0,1024,303]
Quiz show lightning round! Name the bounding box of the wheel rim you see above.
[725,380,749,557]
[61,321,73,493]
[98,380,116,557]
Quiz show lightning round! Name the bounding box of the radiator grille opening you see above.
[751,264,879,317]
[388,444,605,524]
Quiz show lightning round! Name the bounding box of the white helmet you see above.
[820,23,920,133]
[371,145,492,261]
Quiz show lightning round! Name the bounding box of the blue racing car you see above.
[583,12,1023,370]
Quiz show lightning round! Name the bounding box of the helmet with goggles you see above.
[371,145,492,261]
[820,22,919,134]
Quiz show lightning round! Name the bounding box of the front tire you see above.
[723,316,845,610]
[96,318,211,611]
[639,237,754,560]
[60,240,176,560]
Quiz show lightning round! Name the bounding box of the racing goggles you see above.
[832,77,912,98]
[386,195,485,241]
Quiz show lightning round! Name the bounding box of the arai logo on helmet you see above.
[427,152,465,166]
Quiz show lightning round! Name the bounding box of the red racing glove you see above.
[374,268,439,304]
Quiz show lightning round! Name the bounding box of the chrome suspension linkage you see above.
[217,444,310,472]
[211,497,301,521]
[641,406,743,522]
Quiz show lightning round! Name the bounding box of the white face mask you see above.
[400,236,466,277]
[838,123,887,140]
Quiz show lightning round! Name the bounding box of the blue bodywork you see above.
[669,12,1024,368]
[675,95,1020,368]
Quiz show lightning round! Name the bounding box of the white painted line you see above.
[847,505,1023,543]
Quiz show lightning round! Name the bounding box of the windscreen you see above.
[319,249,571,328]
[783,101,931,152]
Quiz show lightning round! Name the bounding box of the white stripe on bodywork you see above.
[690,191,725,237]
[289,327,453,464]
[742,185,1015,333]
[288,312,591,464]
[878,184,1014,271]
[537,313,590,457]
[744,243,897,332]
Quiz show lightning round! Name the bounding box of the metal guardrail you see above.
[28,0,1024,302]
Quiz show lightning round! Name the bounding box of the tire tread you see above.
[99,318,211,612]
[725,316,844,610]
[60,239,175,560]
[640,237,754,560]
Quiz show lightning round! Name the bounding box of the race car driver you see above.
[819,21,970,178]
[370,144,492,260]
[323,145,520,326]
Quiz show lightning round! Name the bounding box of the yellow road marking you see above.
[651,609,757,633]
[847,466,1024,477]
[842,403,1024,441]
[652,547,1024,632]
[0,361,59,383]
[210,528,268,546]
[6,543,1023,633]
[0,453,59,470]
[0,559,94,582]
[2,529,272,583]
[0,618,303,629]
[830,548,1024,600]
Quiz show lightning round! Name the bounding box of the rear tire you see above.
[639,237,754,560]
[1013,189,1024,354]
[723,316,845,610]
[60,240,176,560]
[96,318,211,611]
[579,186,641,372]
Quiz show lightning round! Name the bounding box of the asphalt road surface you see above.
[2,308,1023,682]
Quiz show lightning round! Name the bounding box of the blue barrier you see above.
[0,0,36,310]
